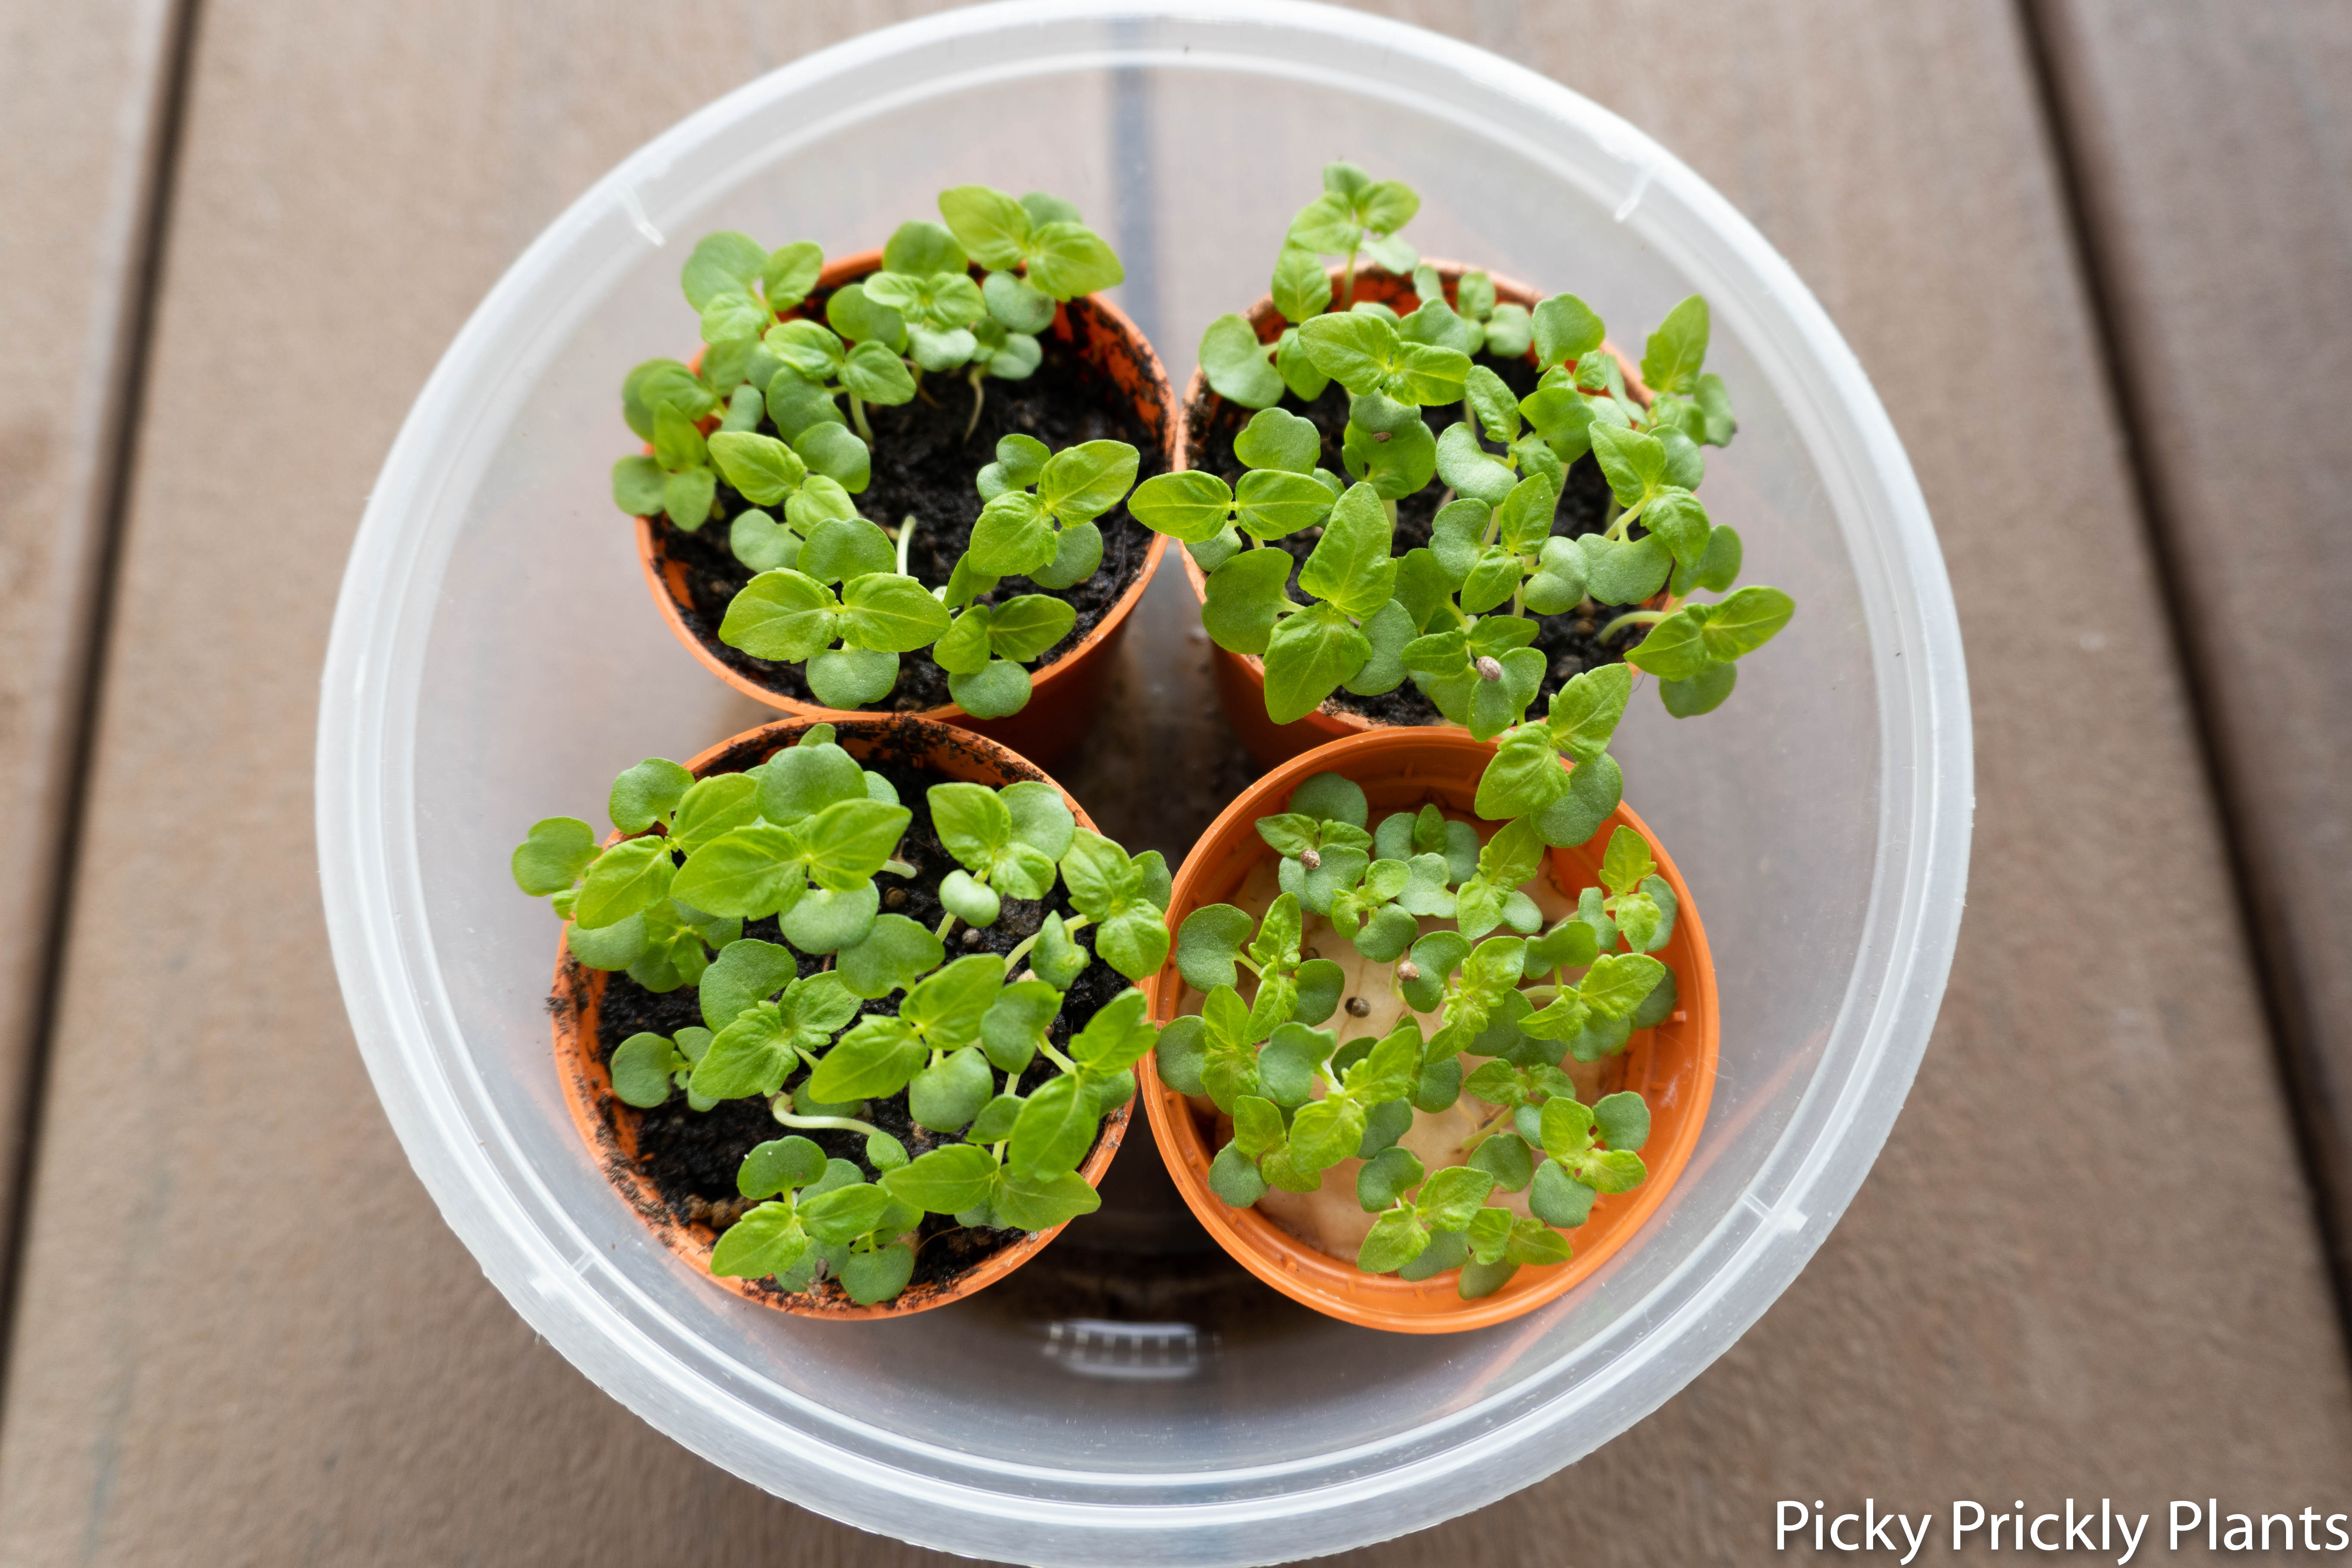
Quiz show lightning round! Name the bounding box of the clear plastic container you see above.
[314,3,1971,1562]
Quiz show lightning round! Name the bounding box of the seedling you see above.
[1165,161,1796,739]
[609,191,1141,719]
[515,728,1171,1306]
[1154,768,1674,1298]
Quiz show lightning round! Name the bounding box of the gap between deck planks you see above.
[2,2,2349,1565]
[2025,0,2352,1319]
[0,0,194,1374]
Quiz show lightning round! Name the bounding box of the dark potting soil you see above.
[649,297,1165,711]
[585,733,1133,1301]
[1184,340,1650,728]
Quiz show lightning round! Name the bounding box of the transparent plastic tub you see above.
[315,3,1971,1562]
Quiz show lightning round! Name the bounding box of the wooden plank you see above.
[3,4,2349,1567]
[2030,0,2352,1299]
[0,0,187,1318]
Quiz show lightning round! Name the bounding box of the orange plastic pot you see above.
[635,249,1175,768]
[1137,725,1717,1333]
[1174,261,1653,765]
[550,714,1127,1320]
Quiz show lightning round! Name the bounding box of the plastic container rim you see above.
[313,2,1972,1560]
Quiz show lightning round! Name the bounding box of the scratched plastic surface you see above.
[315,4,1971,1563]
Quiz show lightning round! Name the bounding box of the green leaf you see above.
[1297,483,1396,617]
[608,758,693,835]
[1200,314,1283,409]
[1462,365,1521,445]
[691,1003,792,1099]
[739,1135,827,1199]
[1580,952,1668,1021]
[1593,1090,1652,1153]
[1531,294,1605,369]
[1152,1015,1207,1094]
[799,1181,893,1246]
[1031,912,1090,990]
[611,455,666,517]
[809,1015,925,1102]
[1263,602,1371,725]
[706,431,806,507]
[1485,304,1533,358]
[939,869,1000,927]
[1356,1208,1431,1275]
[836,1243,914,1306]
[883,1143,1000,1215]
[728,509,800,574]
[1579,532,1673,606]
[1285,1098,1365,1174]
[938,185,1029,269]
[982,269,1056,334]
[1529,1159,1598,1228]
[1600,825,1656,896]
[1037,440,1140,523]
[1702,585,1796,660]
[610,1032,685,1107]
[1339,412,1437,500]
[693,937,795,1030]
[513,817,598,896]
[777,881,880,953]
[575,837,675,928]
[720,569,837,663]
[838,573,951,653]
[1128,471,1232,543]
[1693,371,1737,446]
[1027,520,1102,591]
[1175,904,1252,992]
[970,490,1055,576]
[1025,221,1123,298]
[1434,422,1516,509]
[1417,1165,1496,1231]
[927,781,1013,873]
[882,219,965,278]
[1234,407,1323,475]
[826,282,905,350]
[909,1044,994,1133]
[662,467,717,531]
[835,912,944,999]
[1640,295,1709,394]
[980,979,1062,1074]
[1357,1146,1427,1213]
[1661,662,1737,717]
[1230,470,1332,543]
[1547,663,1633,765]
[1623,605,1711,682]
[1468,1132,1535,1193]
[682,232,768,311]
[709,1202,813,1281]
[1297,310,1394,396]
[1069,989,1158,1075]
[990,1166,1101,1231]
[1201,545,1293,656]
[1207,1143,1270,1208]
[1275,329,1331,401]
[1271,243,1333,325]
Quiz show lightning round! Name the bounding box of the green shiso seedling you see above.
[1153,765,1675,1299]
[513,727,1170,1306]
[610,187,1140,719]
[1137,161,1794,732]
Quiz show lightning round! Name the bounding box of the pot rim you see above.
[550,713,1127,1320]
[636,246,1174,725]
[1137,724,1718,1333]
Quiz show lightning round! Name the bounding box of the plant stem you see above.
[1000,914,1092,975]
[896,513,918,578]
[963,367,987,441]
[849,393,875,445]
[1038,1039,1078,1074]
[1599,609,1669,643]
[936,911,958,942]
[771,1104,884,1138]
[1342,248,1358,307]
[1382,497,1398,528]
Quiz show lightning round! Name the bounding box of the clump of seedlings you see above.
[1153,762,1676,1297]
[611,187,1157,718]
[1147,161,1793,732]
[514,727,1170,1306]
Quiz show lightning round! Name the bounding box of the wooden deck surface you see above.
[2,2,2349,1563]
